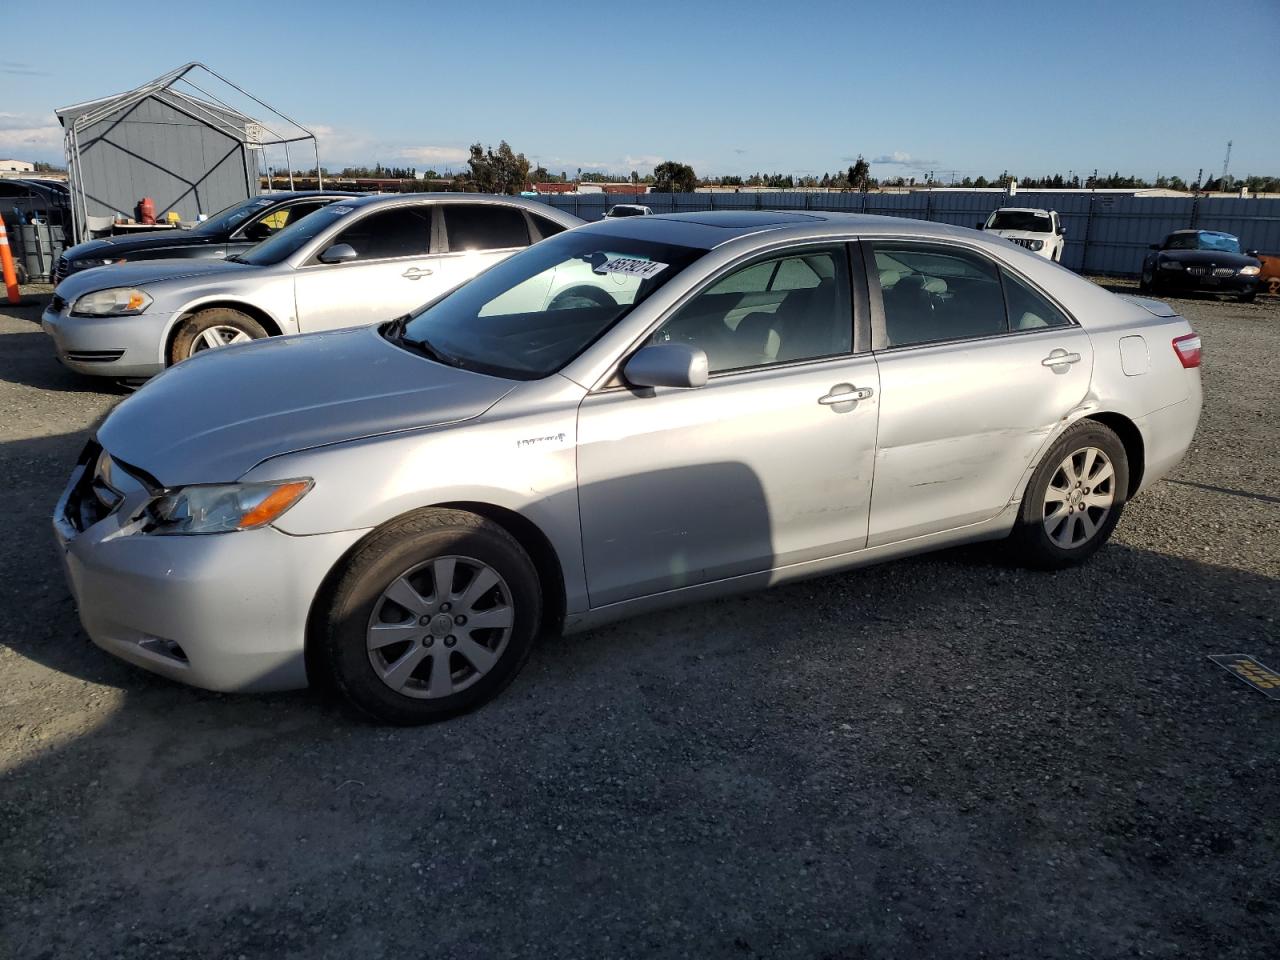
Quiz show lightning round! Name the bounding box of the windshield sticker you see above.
[329,206,355,215]
[594,257,668,280]
[253,199,274,207]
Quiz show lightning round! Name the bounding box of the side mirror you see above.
[243,221,274,241]
[624,342,708,389]
[1246,249,1259,258]
[975,222,985,230]
[1058,226,1067,236]
[318,243,358,264]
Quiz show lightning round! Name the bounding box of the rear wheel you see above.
[1008,420,1129,570]
[169,307,268,365]
[318,509,542,725]
[1139,265,1156,293]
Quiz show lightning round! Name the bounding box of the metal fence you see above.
[535,191,1280,277]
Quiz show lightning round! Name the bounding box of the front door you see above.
[864,239,1094,546]
[576,244,880,607]
[293,204,447,331]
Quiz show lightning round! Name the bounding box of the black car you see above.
[1140,229,1261,302]
[53,191,357,283]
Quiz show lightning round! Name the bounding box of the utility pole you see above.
[1220,140,1233,190]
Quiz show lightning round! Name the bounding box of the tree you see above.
[652,160,698,193]
[467,141,531,195]
[848,155,871,192]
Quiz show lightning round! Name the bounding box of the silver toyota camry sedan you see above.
[54,211,1203,724]
[41,194,583,380]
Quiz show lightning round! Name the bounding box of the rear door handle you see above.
[818,384,874,405]
[402,267,433,280]
[1041,350,1081,367]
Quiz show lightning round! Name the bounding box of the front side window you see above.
[397,231,704,379]
[650,246,852,374]
[443,204,530,252]
[330,207,433,262]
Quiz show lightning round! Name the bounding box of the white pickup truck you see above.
[980,207,1066,262]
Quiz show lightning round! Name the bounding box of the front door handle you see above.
[402,266,433,280]
[818,384,874,405]
[1041,349,1081,367]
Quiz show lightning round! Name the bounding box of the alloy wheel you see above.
[366,556,514,699]
[189,325,253,356]
[1042,446,1116,549]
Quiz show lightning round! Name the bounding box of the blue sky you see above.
[3,0,1278,181]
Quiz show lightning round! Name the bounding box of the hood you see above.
[62,229,210,261]
[989,229,1053,241]
[1155,249,1258,267]
[54,258,256,300]
[96,326,516,486]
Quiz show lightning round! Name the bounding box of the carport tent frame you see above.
[60,62,322,243]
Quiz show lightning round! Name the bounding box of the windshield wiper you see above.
[225,254,248,264]
[383,315,459,367]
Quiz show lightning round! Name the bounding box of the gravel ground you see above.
[1,283,1276,959]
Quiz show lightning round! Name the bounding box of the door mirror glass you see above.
[1246,249,1259,258]
[318,243,358,264]
[1058,225,1067,236]
[624,342,708,389]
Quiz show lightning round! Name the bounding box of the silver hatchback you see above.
[54,211,1203,724]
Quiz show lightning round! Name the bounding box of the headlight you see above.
[71,287,153,316]
[1239,265,1260,276]
[72,258,125,269]
[1030,239,1044,251]
[1158,260,1184,270]
[145,479,312,535]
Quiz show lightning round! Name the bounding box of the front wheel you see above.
[169,307,268,365]
[1007,420,1129,570]
[1238,289,1257,303]
[317,509,542,725]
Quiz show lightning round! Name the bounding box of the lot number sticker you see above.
[1209,654,1280,700]
[595,257,668,280]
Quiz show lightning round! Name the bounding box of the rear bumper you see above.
[41,304,171,378]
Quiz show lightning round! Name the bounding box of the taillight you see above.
[1172,332,1201,368]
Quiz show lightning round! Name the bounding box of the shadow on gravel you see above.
[0,330,128,395]
[1165,478,1280,506]
[3,523,1278,959]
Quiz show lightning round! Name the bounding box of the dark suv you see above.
[53,191,357,283]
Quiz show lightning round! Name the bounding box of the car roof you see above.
[262,190,360,200]
[1170,228,1236,238]
[575,210,979,249]
[993,207,1051,214]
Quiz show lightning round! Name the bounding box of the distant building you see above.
[534,182,577,194]
[0,159,35,173]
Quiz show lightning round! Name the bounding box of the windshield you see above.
[397,231,705,379]
[987,210,1052,233]
[193,196,278,235]
[1165,232,1241,254]
[234,202,361,266]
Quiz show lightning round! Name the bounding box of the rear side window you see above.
[330,207,432,261]
[443,204,530,252]
[530,213,568,241]
[872,243,1006,347]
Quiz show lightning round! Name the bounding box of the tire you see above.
[549,284,618,310]
[317,508,542,725]
[14,263,28,285]
[1139,265,1155,293]
[1238,290,1256,303]
[1007,420,1129,570]
[168,307,268,365]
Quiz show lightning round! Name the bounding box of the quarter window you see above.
[443,204,530,251]
[1002,269,1071,330]
[330,207,432,262]
[530,213,568,241]
[651,247,852,374]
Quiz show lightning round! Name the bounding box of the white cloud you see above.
[394,145,471,166]
[867,151,937,167]
[0,112,62,158]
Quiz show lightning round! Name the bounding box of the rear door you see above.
[431,204,533,293]
[864,239,1093,546]
[292,204,445,331]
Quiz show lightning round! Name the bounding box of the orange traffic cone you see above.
[0,218,19,304]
